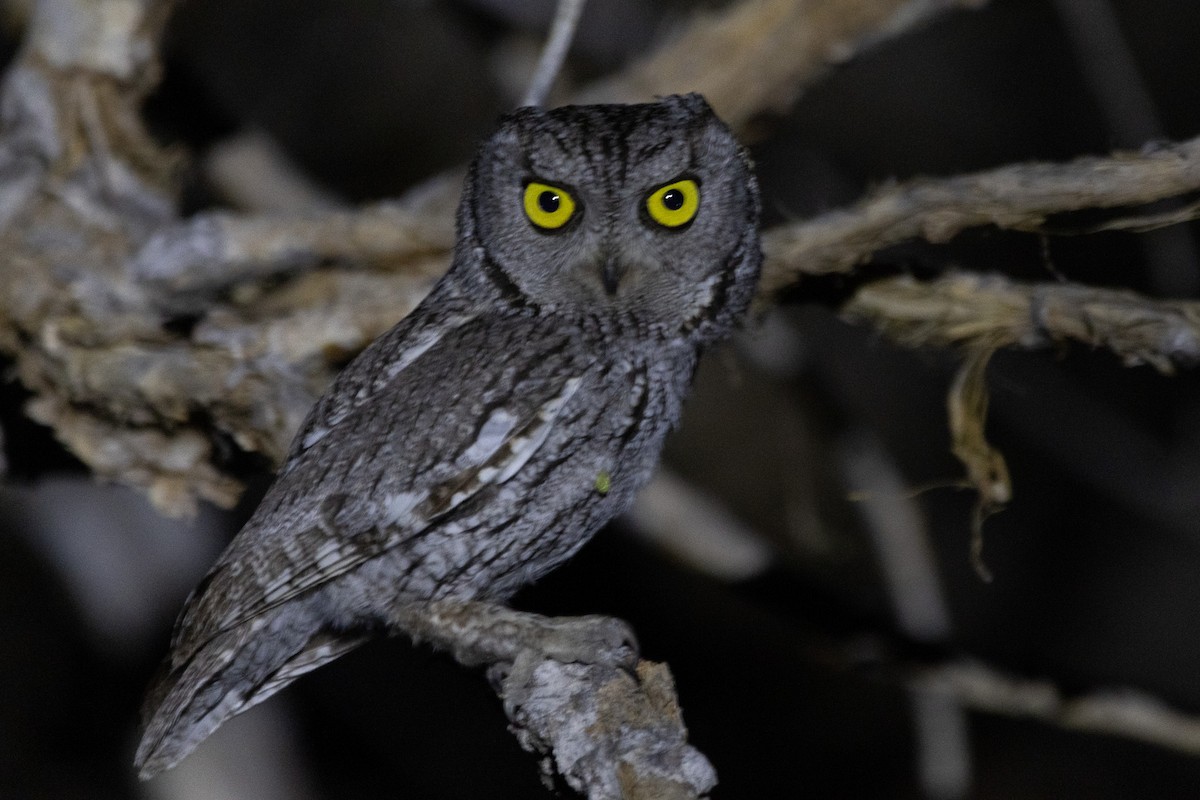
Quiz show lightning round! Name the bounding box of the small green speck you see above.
[594,470,612,495]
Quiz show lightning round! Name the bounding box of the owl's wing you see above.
[170,322,586,665]
[237,374,584,614]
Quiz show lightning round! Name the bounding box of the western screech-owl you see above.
[135,92,761,777]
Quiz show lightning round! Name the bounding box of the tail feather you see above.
[134,611,365,779]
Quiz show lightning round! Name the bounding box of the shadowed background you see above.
[3,0,1200,797]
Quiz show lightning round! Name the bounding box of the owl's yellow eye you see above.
[523,182,577,230]
[645,179,700,229]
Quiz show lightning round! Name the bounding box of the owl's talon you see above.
[485,613,640,698]
[526,613,640,670]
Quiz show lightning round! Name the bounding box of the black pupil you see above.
[662,189,685,211]
[538,191,561,214]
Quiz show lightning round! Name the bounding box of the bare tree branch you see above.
[914,660,1200,759]
[841,272,1200,373]
[760,136,1200,291]
[391,601,716,800]
[841,272,1200,537]
[130,192,457,297]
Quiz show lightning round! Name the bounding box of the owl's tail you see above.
[134,609,366,780]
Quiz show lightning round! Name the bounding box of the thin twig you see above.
[946,347,1008,581]
[914,660,1200,759]
[814,637,1200,762]
[520,0,587,108]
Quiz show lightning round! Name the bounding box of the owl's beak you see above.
[601,257,623,296]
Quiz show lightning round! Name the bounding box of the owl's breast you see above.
[437,346,693,598]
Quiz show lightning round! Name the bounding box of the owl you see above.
[135,92,761,778]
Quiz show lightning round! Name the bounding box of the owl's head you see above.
[456,93,761,344]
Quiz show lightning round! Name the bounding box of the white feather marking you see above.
[496,376,582,483]
[317,546,346,570]
[403,377,586,524]
[256,639,361,701]
[384,490,427,527]
[379,313,478,388]
[195,688,251,741]
[312,538,341,562]
[461,407,517,463]
[302,426,329,449]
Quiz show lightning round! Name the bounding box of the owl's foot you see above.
[390,600,638,675]
[390,600,715,797]
[489,612,640,692]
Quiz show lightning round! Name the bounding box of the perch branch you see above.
[391,601,715,800]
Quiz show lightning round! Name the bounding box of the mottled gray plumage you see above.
[135,93,761,778]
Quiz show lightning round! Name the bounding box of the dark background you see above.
[4,0,1200,797]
